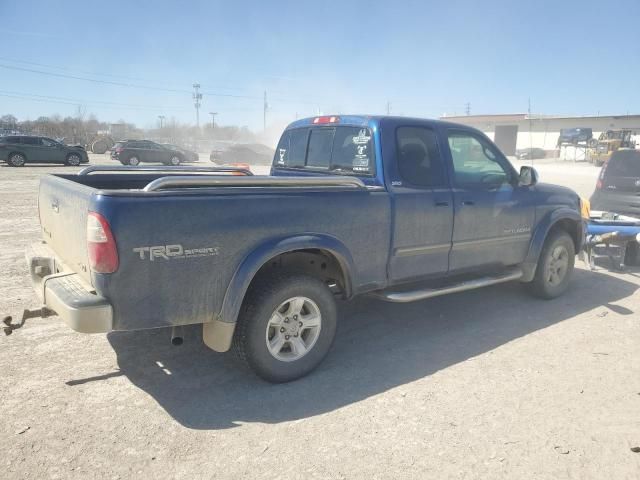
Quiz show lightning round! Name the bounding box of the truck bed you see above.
[37,169,391,331]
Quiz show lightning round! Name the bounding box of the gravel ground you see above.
[1,156,639,480]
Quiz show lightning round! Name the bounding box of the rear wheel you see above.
[529,230,575,299]
[65,153,82,166]
[167,155,181,166]
[233,274,337,383]
[127,155,140,166]
[8,153,26,167]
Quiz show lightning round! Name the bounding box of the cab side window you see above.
[396,126,446,187]
[447,132,511,187]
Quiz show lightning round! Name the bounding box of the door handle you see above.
[434,201,449,207]
[461,200,475,206]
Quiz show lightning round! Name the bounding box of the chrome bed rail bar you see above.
[142,175,367,192]
[77,165,253,176]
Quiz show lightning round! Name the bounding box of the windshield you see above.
[274,126,375,175]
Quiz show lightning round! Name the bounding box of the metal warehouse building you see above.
[441,113,640,157]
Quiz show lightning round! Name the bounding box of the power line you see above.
[0,56,254,94]
[0,63,262,100]
[0,89,190,111]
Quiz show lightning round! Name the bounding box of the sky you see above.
[1,0,639,131]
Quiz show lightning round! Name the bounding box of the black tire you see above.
[8,152,26,167]
[624,242,640,266]
[166,154,181,166]
[65,153,82,166]
[126,155,140,166]
[233,274,337,383]
[530,230,575,299]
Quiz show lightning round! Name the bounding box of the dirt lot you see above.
[1,157,639,479]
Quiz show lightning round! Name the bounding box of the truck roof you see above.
[284,115,471,131]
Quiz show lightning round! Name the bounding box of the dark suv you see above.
[556,128,593,147]
[590,149,640,217]
[111,140,187,166]
[0,136,88,167]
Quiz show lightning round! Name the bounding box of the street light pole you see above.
[209,112,218,130]
[158,115,165,129]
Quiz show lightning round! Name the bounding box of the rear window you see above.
[605,151,640,177]
[274,126,375,175]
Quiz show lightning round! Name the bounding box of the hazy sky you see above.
[1,0,638,130]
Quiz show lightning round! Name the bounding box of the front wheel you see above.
[233,274,337,383]
[167,155,181,166]
[529,230,575,299]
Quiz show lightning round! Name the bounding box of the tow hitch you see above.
[3,308,53,336]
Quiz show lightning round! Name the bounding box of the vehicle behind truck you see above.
[19,116,586,382]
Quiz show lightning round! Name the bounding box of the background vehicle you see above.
[589,130,636,166]
[210,142,274,165]
[590,149,640,216]
[26,116,584,382]
[161,143,199,163]
[516,147,546,160]
[0,135,89,166]
[111,139,186,166]
[557,127,593,147]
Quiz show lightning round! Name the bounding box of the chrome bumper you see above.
[26,242,113,333]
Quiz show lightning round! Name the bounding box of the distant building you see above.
[440,113,640,156]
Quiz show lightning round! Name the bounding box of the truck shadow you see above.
[105,268,636,430]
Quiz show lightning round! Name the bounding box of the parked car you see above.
[516,147,546,160]
[210,143,274,166]
[0,135,89,166]
[24,115,586,382]
[161,143,199,163]
[110,139,187,166]
[557,128,593,147]
[590,149,640,217]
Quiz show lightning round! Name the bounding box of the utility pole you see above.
[263,90,268,131]
[209,112,217,130]
[386,101,391,115]
[465,102,471,116]
[192,83,202,128]
[158,115,165,129]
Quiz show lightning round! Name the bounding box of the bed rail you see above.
[77,165,253,176]
[141,175,366,192]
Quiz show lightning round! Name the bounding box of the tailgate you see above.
[38,175,93,284]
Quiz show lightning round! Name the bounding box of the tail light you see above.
[87,212,119,273]
[115,147,123,154]
[596,179,602,189]
[228,162,251,175]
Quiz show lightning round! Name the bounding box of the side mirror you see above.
[519,165,538,187]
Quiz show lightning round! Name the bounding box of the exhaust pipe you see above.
[171,326,184,346]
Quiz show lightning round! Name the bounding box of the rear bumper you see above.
[26,242,113,333]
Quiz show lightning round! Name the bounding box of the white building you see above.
[440,113,640,156]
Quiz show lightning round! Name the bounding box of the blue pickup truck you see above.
[23,116,587,382]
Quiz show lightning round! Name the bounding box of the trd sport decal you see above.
[133,244,219,261]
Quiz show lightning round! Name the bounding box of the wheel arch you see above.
[521,208,584,281]
[220,234,355,326]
